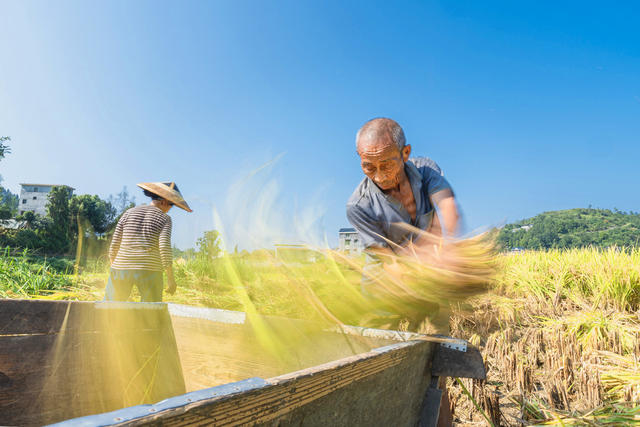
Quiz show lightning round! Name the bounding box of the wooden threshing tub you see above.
[0,300,484,426]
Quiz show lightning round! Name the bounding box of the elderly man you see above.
[347,117,459,253]
[346,117,459,426]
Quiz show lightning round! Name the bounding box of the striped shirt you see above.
[109,204,172,271]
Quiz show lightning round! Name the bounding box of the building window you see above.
[22,199,26,204]
[33,187,38,192]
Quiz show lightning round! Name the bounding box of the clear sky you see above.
[1,1,639,249]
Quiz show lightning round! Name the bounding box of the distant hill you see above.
[497,208,640,250]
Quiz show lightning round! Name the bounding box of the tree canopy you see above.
[43,186,75,253]
[0,137,18,217]
[197,230,222,259]
[0,136,10,161]
[498,208,640,250]
[70,194,117,235]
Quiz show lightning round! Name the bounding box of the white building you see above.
[338,228,364,255]
[19,184,74,217]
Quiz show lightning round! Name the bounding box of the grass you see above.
[1,245,639,425]
[0,249,73,298]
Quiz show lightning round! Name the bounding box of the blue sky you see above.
[1,1,639,249]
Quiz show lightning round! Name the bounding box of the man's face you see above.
[357,137,406,190]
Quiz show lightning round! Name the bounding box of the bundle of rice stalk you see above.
[534,403,640,426]
[334,226,497,329]
[597,351,640,402]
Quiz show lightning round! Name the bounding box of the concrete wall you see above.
[339,231,364,255]
[18,185,52,216]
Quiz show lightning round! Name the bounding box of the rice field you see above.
[449,248,640,426]
[1,246,638,425]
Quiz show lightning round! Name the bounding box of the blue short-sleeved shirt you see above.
[346,157,452,250]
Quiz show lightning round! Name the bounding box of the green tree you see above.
[108,186,136,217]
[20,211,37,228]
[44,186,74,253]
[0,137,18,217]
[0,186,18,216]
[0,136,10,161]
[70,194,117,235]
[15,211,48,231]
[498,208,640,250]
[0,205,11,219]
[196,230,222,259]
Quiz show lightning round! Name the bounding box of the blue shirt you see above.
[346,157,452,250]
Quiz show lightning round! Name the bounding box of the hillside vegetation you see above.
[498,208,640,250]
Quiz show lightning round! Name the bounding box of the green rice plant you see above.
[533,403,640,426]
[0,249,73,297]
[497,247,640,311]
[540,311,640,354]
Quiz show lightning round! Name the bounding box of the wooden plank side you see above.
[60,340,433,427]
[431,343,486,379]
[0,300,172,336]
[171,314,395,394]
[0,299,76,335]
[260,342,433,427]
[0,334,58,424]
[0,301,185,426]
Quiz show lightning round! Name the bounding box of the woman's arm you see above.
[159,216,176,294]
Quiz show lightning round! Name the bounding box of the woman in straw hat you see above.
[105,182,192,302]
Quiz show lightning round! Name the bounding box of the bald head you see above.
[354,118,412,190]
[356,118,406,153]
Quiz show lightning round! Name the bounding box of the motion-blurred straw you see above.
[330,225,497,331]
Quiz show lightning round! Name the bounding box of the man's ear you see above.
[402,144,411,162]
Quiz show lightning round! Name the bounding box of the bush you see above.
[14,229,44,249]
[0,229,16,247]
[0,206,11,219]
[41,257,76,274]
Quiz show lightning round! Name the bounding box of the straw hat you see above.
[137,182,193,212]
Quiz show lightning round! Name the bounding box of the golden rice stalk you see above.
[597,351,640,403]
[332,226,497,328]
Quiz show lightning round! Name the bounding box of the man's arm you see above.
[430,189,459,237]
[417,159,458,237]
[346,203,389,250]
